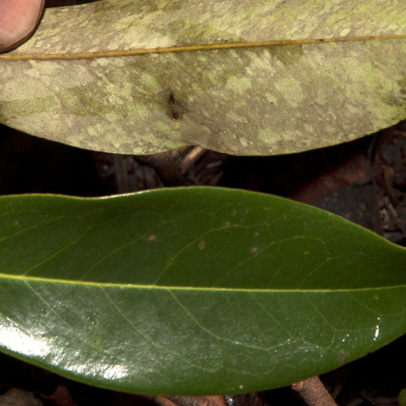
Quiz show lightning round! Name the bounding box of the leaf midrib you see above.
[2,34,406,61]
[0,273,404,292]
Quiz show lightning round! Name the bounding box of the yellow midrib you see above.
[0,272,403,292]
[1,34,406,61]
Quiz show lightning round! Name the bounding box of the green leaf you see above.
[1,0,406,155]
[0,187,405,395]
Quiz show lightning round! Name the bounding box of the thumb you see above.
[0,0,45,52]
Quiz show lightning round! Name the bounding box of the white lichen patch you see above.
[339,28,351,36]
[226,111,249,124]
[265,93,278,104]
[226,76,253,95]
[273,77,305,108]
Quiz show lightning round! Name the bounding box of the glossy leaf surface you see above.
[0,188,405,395]
[1,1,406,155]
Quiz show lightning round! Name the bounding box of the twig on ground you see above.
[179,147,206,174]
[292,376,338,406]
[137,151,186,186]
[153,396,226,406]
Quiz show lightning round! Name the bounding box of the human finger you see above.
[0,0,45,52]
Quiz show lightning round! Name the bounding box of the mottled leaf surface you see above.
[0,188,405,395]
[0,0,406,155]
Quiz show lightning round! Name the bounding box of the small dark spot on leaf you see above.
[168,92,181,121]
[250,246,258,254]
